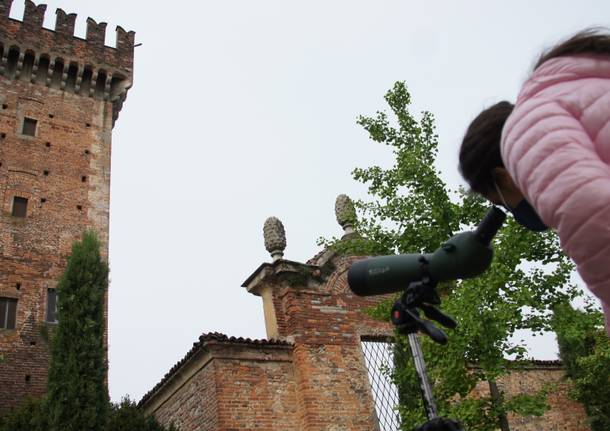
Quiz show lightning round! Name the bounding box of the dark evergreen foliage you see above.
[0,398,48,431]
[46,231,109,431]
[108,398,178,431]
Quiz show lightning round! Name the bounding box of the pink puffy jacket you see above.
[501,55,610,334]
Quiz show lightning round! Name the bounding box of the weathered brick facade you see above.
[141,253,392,431]
[141,235,590,431]
[473,365,591,431]
[0,0,134,413]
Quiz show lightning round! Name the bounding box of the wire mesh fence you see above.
[361,338,401,431]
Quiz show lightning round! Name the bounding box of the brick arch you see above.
[323,255,365,295]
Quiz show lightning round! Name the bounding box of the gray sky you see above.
[11,0,610,402]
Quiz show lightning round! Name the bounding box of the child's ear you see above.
[492,167,513,189]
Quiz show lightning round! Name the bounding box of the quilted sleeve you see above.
[501,99,610,330]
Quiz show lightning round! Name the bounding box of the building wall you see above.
[502,368,590,431]
[470,366,591,431]
[270,256,392,431]
[214,348,298,430]
[154,359,220,431]
[0,0,133,413]
[148,341,298,431]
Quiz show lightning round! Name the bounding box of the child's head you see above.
[459,101,514,197]
[459,28,610,198]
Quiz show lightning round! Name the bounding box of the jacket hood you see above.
[518,55,610,102]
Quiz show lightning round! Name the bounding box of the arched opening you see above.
[65,62,78,92]
[6,46,20,78]
[94,70,107,100]
[51,58,64,89]
[79,66,93,95]
[36,55,50,85]
[21,51,35,82]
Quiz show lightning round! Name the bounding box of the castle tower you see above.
[0,0,134,413]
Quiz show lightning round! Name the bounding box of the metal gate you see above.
[361,338,401,431]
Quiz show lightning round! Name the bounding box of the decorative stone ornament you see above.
[263,217,286,261]
[335,194,356,235]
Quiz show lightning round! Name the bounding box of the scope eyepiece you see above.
[474,206,506,245]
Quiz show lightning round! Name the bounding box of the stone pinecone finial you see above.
[263,217,286,262]
[335,194,356,236]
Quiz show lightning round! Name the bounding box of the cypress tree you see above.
[46,231,109,431]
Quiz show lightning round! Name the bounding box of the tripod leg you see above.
[407,333,438,420]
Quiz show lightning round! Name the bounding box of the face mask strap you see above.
[493,181,511,210]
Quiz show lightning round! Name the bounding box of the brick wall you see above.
[143,336,297,431]
[266,256,392,430]
[471,366,591,431]
[0,0,133,413]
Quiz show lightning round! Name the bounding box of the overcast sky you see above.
[9,0,610,402]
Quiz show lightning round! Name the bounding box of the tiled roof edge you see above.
[138,332,292,407]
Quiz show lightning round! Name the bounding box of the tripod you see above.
[390,277,463,431]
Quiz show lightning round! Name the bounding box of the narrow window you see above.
[22,117,37,136]
[12,196,28,217]
[0,298,17,330]
[46,288,58,323]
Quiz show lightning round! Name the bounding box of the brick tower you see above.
[0,0,134,413]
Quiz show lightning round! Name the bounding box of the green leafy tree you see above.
[552,301,610,431]
[46,230,110,431]
[322,82,581,430]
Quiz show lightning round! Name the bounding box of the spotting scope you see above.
[348,206,506,296]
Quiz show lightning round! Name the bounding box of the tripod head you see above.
[390,278,457,344]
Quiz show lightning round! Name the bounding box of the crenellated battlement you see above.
[0,0,134,123]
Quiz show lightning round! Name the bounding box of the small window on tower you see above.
[0,297,17,330]
[22,117,37,137]
[46,288,58,323]
[12,196,28,217]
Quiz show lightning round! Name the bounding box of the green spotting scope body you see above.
[348,207,506,296]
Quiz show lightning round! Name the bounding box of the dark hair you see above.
[459,101,514,195]
[460,29,610,195]
[535,28,610,69]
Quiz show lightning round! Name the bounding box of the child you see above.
[459,29,610,334]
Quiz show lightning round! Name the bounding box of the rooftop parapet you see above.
[0,0,134,79]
